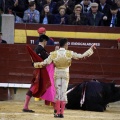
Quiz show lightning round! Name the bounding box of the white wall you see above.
[1,14,14,44]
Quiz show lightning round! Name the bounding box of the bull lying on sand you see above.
[66,80,120,112]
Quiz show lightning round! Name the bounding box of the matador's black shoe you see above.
[22,109,35,113]
[54,110,57,115]
[60,114,64,118]
[54,114,60,118]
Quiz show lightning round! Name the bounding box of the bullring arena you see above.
[0,100,120,120]
[0,14,120,120]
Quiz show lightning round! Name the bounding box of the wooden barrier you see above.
[0,88,8,100]
[0,44,120,85]
[1,24,120,100]
[14,23,120,48]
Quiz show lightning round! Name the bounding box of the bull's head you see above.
[102,82,120,104]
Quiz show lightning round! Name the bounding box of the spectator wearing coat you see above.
[23,1,40,23]
[68,4,87,25]
[98,0,110,16]
[104,3,120,27]
[5,0,27,23]
[34,27,54,45]
[54,0,75,15]
[40,4,54,24]
[0,0,4,13]
[115,0,120,11]
[86,2,104,26]
[28,0,44,13]
[42,0,57,14]
[54,5,68,24]
[80,0,91,13]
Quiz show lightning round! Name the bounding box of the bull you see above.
[66,80,120,112]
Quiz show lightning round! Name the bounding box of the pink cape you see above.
[41,63,55,102]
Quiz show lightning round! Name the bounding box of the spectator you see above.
[75,0,82,5]
[28,0,43,13]
[34,27,54,45]
[95,0,117,5]
[105,0,115,5]
[104,3,120,27]
[116,0,120,11]
[0,32,7,44]
[52,0,59,1]
[54,0,75,15]
[23,1,40,23]
[80,0,91,13]
[5,0,27,23]
[43,0,57,14]
[98,0,110,16]
[86,2,104,26]
[28,0,35,2]
[98,0,110,15]
[54,5,68,24]
[97,0,111,25]
[0,0,4,13]
[40,4,54,24]
[68,4,87,25]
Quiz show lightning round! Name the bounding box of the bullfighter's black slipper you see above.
[60,114,64,118]
[22,109,35,113]
[54,114,60,118]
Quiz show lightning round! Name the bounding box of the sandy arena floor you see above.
[0,100,120,120]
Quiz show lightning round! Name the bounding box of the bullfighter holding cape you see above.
[23,35,55,113]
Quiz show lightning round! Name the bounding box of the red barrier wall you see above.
[0,44,120,85]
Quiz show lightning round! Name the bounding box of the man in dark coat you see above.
[104,3,120,27]
[34,27,54,45]
[5,0,27,19]
[98,0,110,16]
[86,2,104,26]
[0,0,4,12]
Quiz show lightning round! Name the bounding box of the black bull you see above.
[66,80,120,112]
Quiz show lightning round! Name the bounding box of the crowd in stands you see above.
[0,0,120,27]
